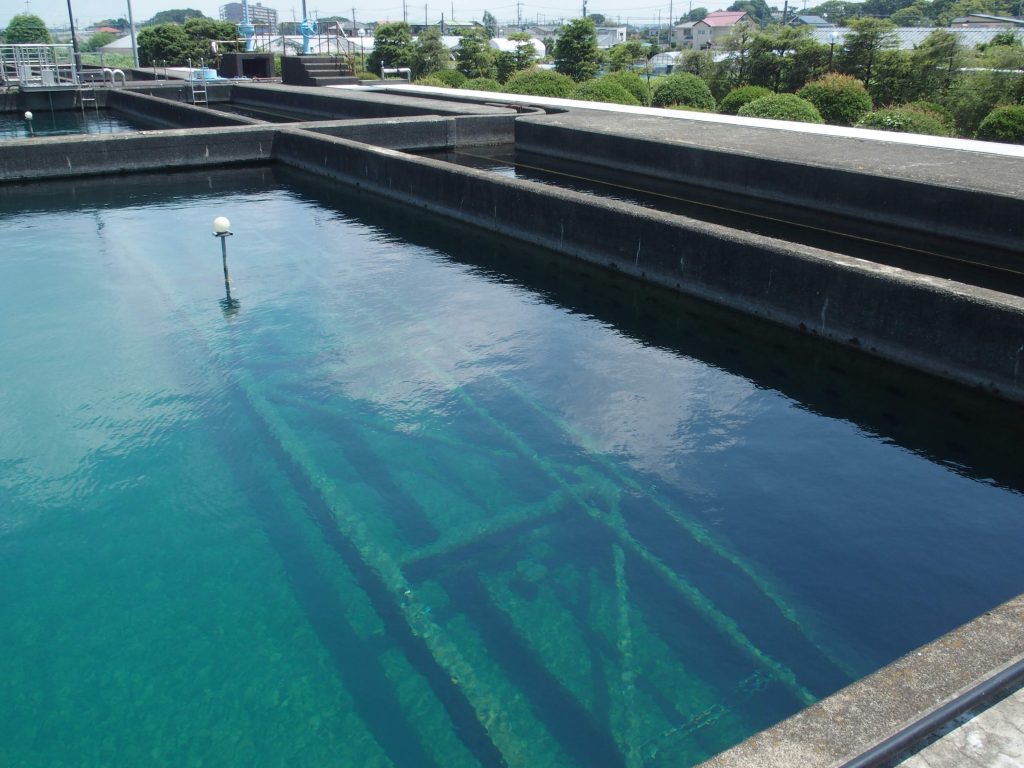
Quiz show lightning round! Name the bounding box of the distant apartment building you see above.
[220,2,278,32]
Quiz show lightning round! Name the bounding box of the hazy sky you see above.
[6,0,739,34]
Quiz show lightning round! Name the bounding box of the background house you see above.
[674,11,752,49]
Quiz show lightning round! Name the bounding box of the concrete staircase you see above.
[280,56,359,87]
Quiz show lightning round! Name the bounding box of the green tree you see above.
[455,28,497,79]
[747,25,828,93]
[370,21,414,75]
[889,6,931,26]
[138,24,190,65]
[837,18,896,90]
[137,18,235,66]
[606,40,646,71]
[97,17,129,30]
[554,18,601,82]
[727,0,773,26]
[686,7,709,21]
[495,32,537,81]
[84,31,118,51]
[145,8,206,25]
[482,10,499,38]
[411,26,451,78]
[587,13,606,25]
[711,21,759,95]
[5,14,52,44]
[804,0,861,25]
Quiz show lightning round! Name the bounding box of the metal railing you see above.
[0,44,79,89]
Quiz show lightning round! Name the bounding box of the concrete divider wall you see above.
[0,126,277,182]
[231,83,512,120]
[515,118,1024,256]
[272,127,1024,401]
[302,114,515,149]
[107,89,259,129]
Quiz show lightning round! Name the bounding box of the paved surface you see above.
[896,686,1024,768]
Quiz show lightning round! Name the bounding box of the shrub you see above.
[433,68,467,88]
[797,74,872,126]
[465,77,503,92]
[651,72,716,110]
[416,75,451,87]
[856,107,952,136]
[737,94,824,123]
[356,70,380,80]
[571,79,641,105]
[718,85,772,115]
[975,105,1024,144]
[503,68,576,98]
[601,70,651,105]
[908,101,953,129]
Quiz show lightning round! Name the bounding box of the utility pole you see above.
[669,0,673,42]
[582,0,587,18]
[402,0,407,23]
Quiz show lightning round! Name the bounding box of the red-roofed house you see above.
[673,10,753,49]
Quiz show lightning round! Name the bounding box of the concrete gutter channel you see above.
[2,91,1023,765]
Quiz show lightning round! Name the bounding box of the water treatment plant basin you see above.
[1,165,1022,768]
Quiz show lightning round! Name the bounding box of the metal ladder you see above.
[188,58,208,106]
[77,81,98,111]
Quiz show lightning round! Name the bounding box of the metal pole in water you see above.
[212,216,237,309]
[24,111,33,137]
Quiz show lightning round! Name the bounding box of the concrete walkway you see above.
[896,685,1024,768]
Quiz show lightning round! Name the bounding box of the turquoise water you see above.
[0,110,140,140]
[2,167,1022,768]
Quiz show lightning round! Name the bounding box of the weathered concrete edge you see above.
[698,593,1024,768]
[107,88,258,129]
[515,118,1024,256]
[0,125,276,182]
[270,128,1024,403]
[300,114,515,149]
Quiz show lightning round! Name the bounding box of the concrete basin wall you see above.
[515,115,1024,257]
[301,114,515,149]
[231,83,513,120]
[271,127,1024,402]
[0,126,277,182]
[106,89,259,129]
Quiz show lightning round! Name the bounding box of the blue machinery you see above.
[238,0,256,51]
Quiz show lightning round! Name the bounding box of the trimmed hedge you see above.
[601,70,651,105]
[908,100,954,130]
[651,72,716,110]
[856,107,952,136]
[503,68,576,98]
[718,85,772,115]
[976,105,1024,144]
[433,69,468,88]
[737,94,824,123]
[797,74,872,126]
[465,77,503,92]
[571,78,641,105]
